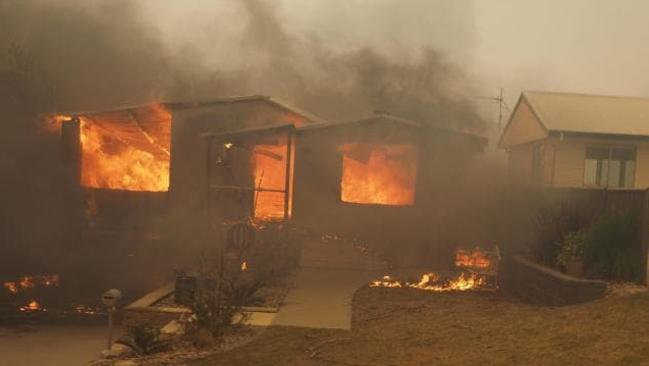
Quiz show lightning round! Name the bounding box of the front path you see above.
[271,237,387,330]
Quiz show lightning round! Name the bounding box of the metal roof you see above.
[58,95,325,124]
[522,91,649,137]
[297,112,422,132]
[298,112,487,145]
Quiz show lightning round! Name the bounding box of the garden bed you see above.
[500,255,607,306]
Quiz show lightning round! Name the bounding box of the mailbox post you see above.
[101,289,122,351]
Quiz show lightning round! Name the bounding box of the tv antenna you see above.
[476,88,510,130]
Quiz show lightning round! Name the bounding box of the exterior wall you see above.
[551,138,585,187]
[499,98,547,147]
[507,143,534,185]
[293,123,485,266]
[508,136,649,189]
[168,101,312,234]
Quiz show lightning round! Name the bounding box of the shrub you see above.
[556,229,587,267]
[582,214,641,281]
[188,251,265,339]
[116,324,170,356]
[533,202,595,266]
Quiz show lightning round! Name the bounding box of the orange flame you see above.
[340,144,417,206]
[44,114,73,133]
[370,272,486,292]
[4,274,60,294]
[241,261,248,271]
[19,300,44,312]
[79,114,170,192]
[3,282,17,294]
[252,143,290,221]
[455,248,493,270]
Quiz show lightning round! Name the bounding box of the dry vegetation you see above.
[192,286,649,366]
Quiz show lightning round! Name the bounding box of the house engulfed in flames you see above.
[53,96,486,263]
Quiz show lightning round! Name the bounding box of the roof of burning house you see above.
[298,112,487,145]
[500,91,649,147]
[59,95,325,124]
[200,122,295,140]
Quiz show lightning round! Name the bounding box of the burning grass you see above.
[370,272,487,292]
[190,286,649,366]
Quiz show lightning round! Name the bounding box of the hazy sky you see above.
[139,0,649,125]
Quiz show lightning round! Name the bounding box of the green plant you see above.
[116,324,170,356]
[532,201,596,266]
[556,230,587,267]
[582,214,641,281]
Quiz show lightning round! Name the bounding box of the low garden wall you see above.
[500,255,607,306]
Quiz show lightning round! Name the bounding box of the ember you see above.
[19,300,45,312]
[340,144,417,206]
[4,274,60,294]
[370,272,486,292]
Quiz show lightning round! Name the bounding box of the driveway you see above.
[0,324,121,366]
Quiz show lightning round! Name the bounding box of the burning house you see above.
[53,96,487,267]
[54,96,320,233]
[292,113,488,264]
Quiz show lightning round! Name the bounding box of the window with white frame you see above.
[584,146,636,188]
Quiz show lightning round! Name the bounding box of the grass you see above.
[191,287,649,366]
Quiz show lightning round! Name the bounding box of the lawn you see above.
[191,286,649,366]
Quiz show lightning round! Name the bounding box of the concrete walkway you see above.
[271,238,388,330]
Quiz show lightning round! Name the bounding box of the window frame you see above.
[583,144,636,189]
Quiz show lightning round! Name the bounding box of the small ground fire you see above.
[370,272,486,292]
[3,274,60,295]
[340,143,417,206]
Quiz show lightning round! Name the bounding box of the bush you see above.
[116,324,170,356]
[188,251,265,340]
[582,214,641,281]
[533,202,595,266]
[556,229,587,267]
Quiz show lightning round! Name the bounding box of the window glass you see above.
[584,146,636,188]
[584,158,599,186]
[624,161,636,188]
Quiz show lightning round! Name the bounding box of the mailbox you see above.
[101,288,122,308]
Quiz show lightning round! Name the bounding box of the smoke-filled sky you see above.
[143,0,649,124]
[4,0,649,129]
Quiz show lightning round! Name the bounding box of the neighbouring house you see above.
[499,91,649,189]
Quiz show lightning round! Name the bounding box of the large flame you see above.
[252,143,290,221]
[370,272,486,292]
[49,103,172,192]
[340,144,417,206]
[79,116,170,192]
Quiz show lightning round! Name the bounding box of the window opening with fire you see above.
[340,143,418,206]
[208,130,294,223]
[71,104,172,192]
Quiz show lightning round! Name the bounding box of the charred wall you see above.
[293,120,486,266]
[167,100,310,245]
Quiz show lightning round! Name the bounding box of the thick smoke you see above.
[223,0,485,130]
